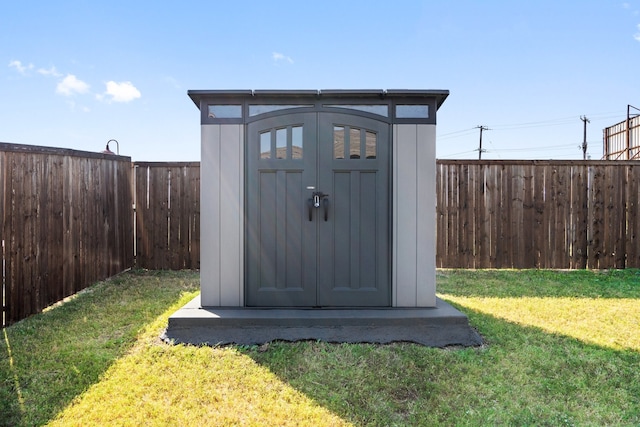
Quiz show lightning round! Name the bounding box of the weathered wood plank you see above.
[627,165,640,267]
[459,163,473,268]
[446,164,458,267]
[511,164,525,268]
[476,164,491,268]
[435,162,446,268]
[570,165,588,269]
[521,164,535,268]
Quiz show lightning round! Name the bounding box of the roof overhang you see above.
[187,89,449,110]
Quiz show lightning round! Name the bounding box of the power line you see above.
[437,150,479,158]
[439,111,627,137]
[491,144,577,152]
[438,127,477,137]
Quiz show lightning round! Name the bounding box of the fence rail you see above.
[1,143,133,326]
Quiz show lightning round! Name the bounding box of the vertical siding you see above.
[198,124,243,307]
[393,124,437,307]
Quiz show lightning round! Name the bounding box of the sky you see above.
[2,1,640,162]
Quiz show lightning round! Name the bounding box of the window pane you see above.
[396,104,429,118]
[350,128,361,159]
[324,104,388,116]
[292,126,303,159]
[208,105,242,118]
[249,104,313,116]
[276,128,287,159]
[334,126,345,159]
[365,131,376,159]
[260,131,271,159]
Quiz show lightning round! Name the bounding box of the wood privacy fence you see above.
[134,162,200,270]
[1,143,134,326]
[436,160,640,269]
[3,147,640,326]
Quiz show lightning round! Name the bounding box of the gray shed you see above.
[164,89,482,347]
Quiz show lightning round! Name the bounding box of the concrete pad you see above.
[162,296,483,347]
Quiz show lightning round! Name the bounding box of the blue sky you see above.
[2,1,640,161]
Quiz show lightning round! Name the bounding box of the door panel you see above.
[318,113,390,306]
[246,113,317,306]
[246,112,390,307]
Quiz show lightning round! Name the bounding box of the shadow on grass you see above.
[240,305,640,426]
[0,270,199,427]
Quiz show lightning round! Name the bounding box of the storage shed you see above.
[164,89,482,347]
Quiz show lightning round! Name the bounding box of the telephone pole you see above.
[477,125,489,160]
[580,116,590,160]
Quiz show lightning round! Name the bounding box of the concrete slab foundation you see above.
[162,296,483,347]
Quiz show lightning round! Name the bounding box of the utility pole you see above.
[580,116,590,160]
[477,125,489,160]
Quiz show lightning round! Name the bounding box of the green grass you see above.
[1,269,639,426]
[0,270,200,427]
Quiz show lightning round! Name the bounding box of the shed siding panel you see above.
[219,125,244,306]
[393,124,418,306]
[200,124,243,307]
[393,124,437,307]
[416,125,436,307]
[200,125,222,306]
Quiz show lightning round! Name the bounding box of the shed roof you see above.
[187,89,449,110]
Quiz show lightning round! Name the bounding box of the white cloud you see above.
[56,74,90,96]
[8,60,33,74]
[272,52,294,64]
[38,66,62,77]
[99,81,141,103]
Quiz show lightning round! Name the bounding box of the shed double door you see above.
[246,112,389,307]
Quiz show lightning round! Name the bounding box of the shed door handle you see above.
[309,191,329,221]
[323,197,329,221]
[307,198,313,221]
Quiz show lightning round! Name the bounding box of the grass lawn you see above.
[1,269,639,426]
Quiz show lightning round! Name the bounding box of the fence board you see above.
[477,164,491,268]
[570,165,588,269]
[627,165,640,267]
[446,164,458,266]
[511,164,525,268]
[520,164,535,268]
[459,163,473,268]
[435,163,444,267]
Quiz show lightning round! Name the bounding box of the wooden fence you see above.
[436,160,640,269]
[134,162,200,270]
[134,160,640,270]
[1,143,133,326]
[3,151,640,326]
